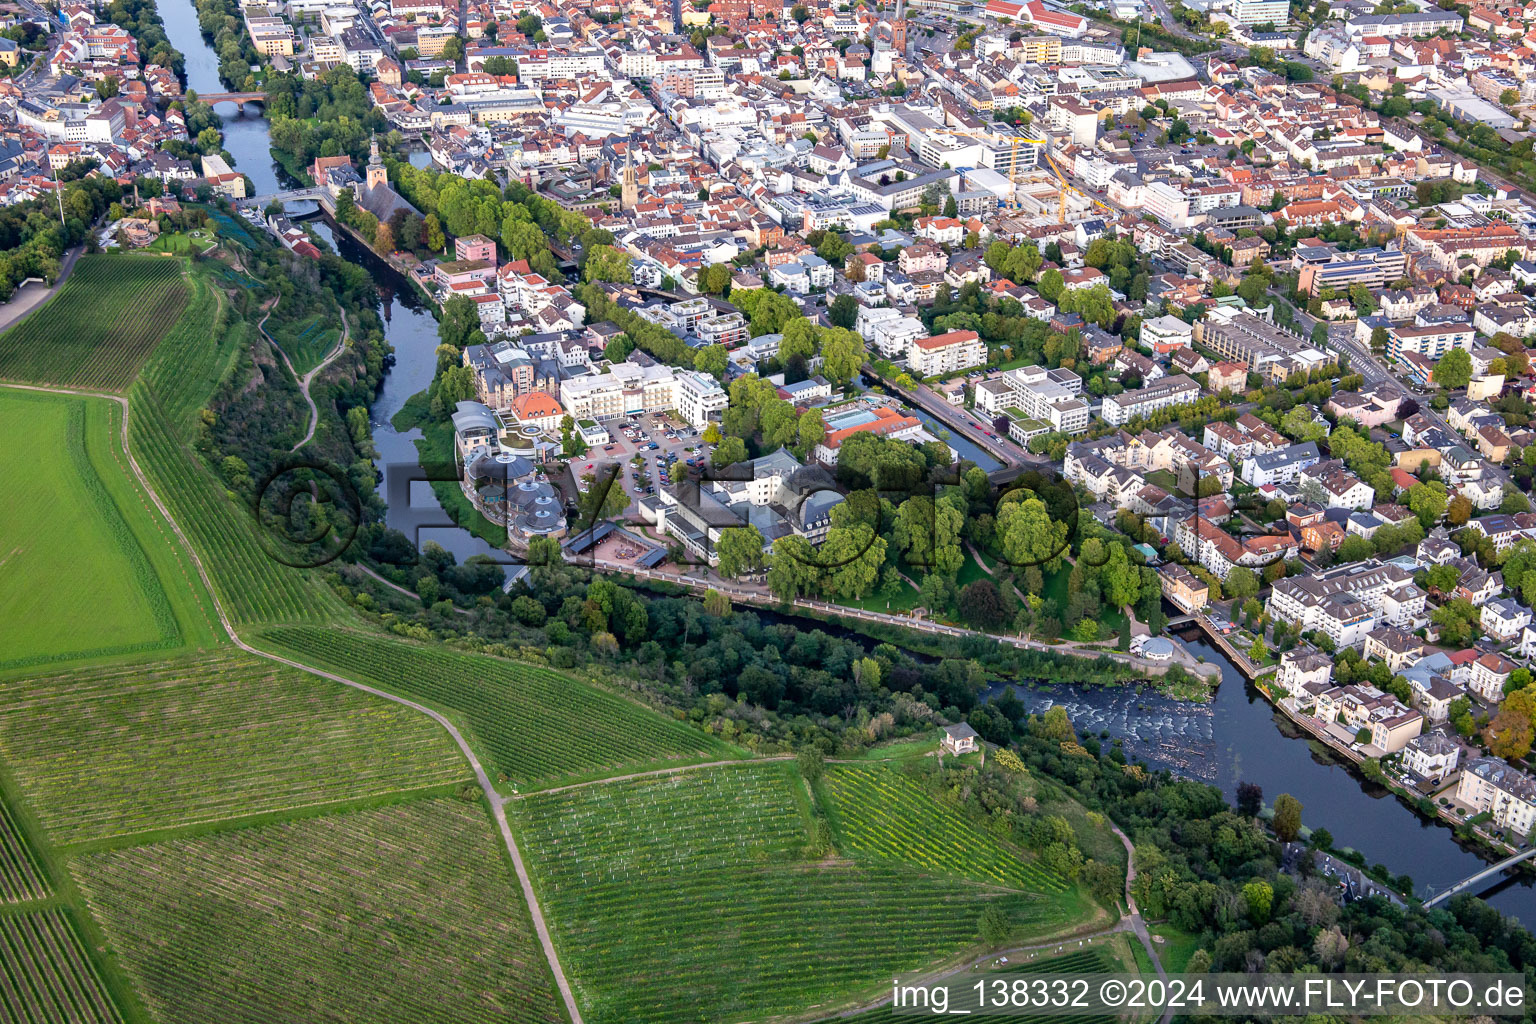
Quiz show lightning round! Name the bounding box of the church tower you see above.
[366,134,387,192]
[620,145,638,211]
[891,0,908,52]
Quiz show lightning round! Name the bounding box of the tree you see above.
[958,579,1007,629]
[1038,268,1064,303]
[424,214,446,252]
[978,904,1010,945]
[1433,347,1472,389]
[996,497,1068,571]
[1502,88,1520,107]
[1272,793,1302,842]
[702,588,732,617]
[1406,480,1448,529]
[1236,781,1263,817]
[700,262,732,295]
[1488,686,1536,761]
[712,435,748,467]
[797,747,824,782]
[583,244,632,283]
[694,344,729,379]
[1336,534,1374,563]
[1448,495,1473,527]
[438,295,481,350]
[828,293,858,330]
[1243,879,1273,924]
[820,327,866,385]
[715,525,767,578]
[1225,566,1259,601]
[1310,322,1329,347]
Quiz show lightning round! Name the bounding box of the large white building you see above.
[561,361,691,422]
[908,329,985,377]
[1227,0,1289,25]
[1457,757,1536,836]
[980,364,1091,437]
[856,306,926,359]
[1267,560,1428,649]
[673,369,728,428]
[1101,374,1201,427]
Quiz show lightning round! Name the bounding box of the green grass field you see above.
[0,256,187,391]
[821,765,1065,890]
[72,799,564,1024]
[0,650,467,846]
[513,763,1091,1024]
[259,627,737,789]
[0,389,218,671]
[0,911,123,1024]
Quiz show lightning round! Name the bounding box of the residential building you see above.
[908,330,985,377]
[1267,560,1428,648]
[1402,733,1460,783]
[1457,757,1536,836]
[1100,374,1201,427]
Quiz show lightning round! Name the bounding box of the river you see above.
[986,632,1536,921]
[156,0,1536,923]
[159,0,501,567]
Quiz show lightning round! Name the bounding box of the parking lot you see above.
[571,411,711,515]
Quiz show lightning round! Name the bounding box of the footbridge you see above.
[237,187,330,210]
[195,91,266,104]
[1423,846,1536,907]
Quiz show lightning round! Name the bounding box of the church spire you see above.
[620,142,638,211]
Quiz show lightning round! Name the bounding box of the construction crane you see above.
[945,125,1113,222]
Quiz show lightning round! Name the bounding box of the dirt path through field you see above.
[256,299,352,451]
[0,379,588,1024]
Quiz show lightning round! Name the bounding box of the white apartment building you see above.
[674,369,728,428]
[1228,0,1289,24]
[856,306,925,359]
[1267,560,1428,649]
[1402,733,1460,783]
[908,330,985,377]
[1142,181,1195,229]
[1101,374,1201,427]
[1457,757,1536,836]
[560,361,679,421]
[994,365,1091,435]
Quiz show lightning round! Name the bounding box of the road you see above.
[0,379,589,1024]
[1292,299,1518,493]
[0,244,84,335]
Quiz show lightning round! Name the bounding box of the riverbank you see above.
[1255,673,1532,871]
[611,562,1220,684]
